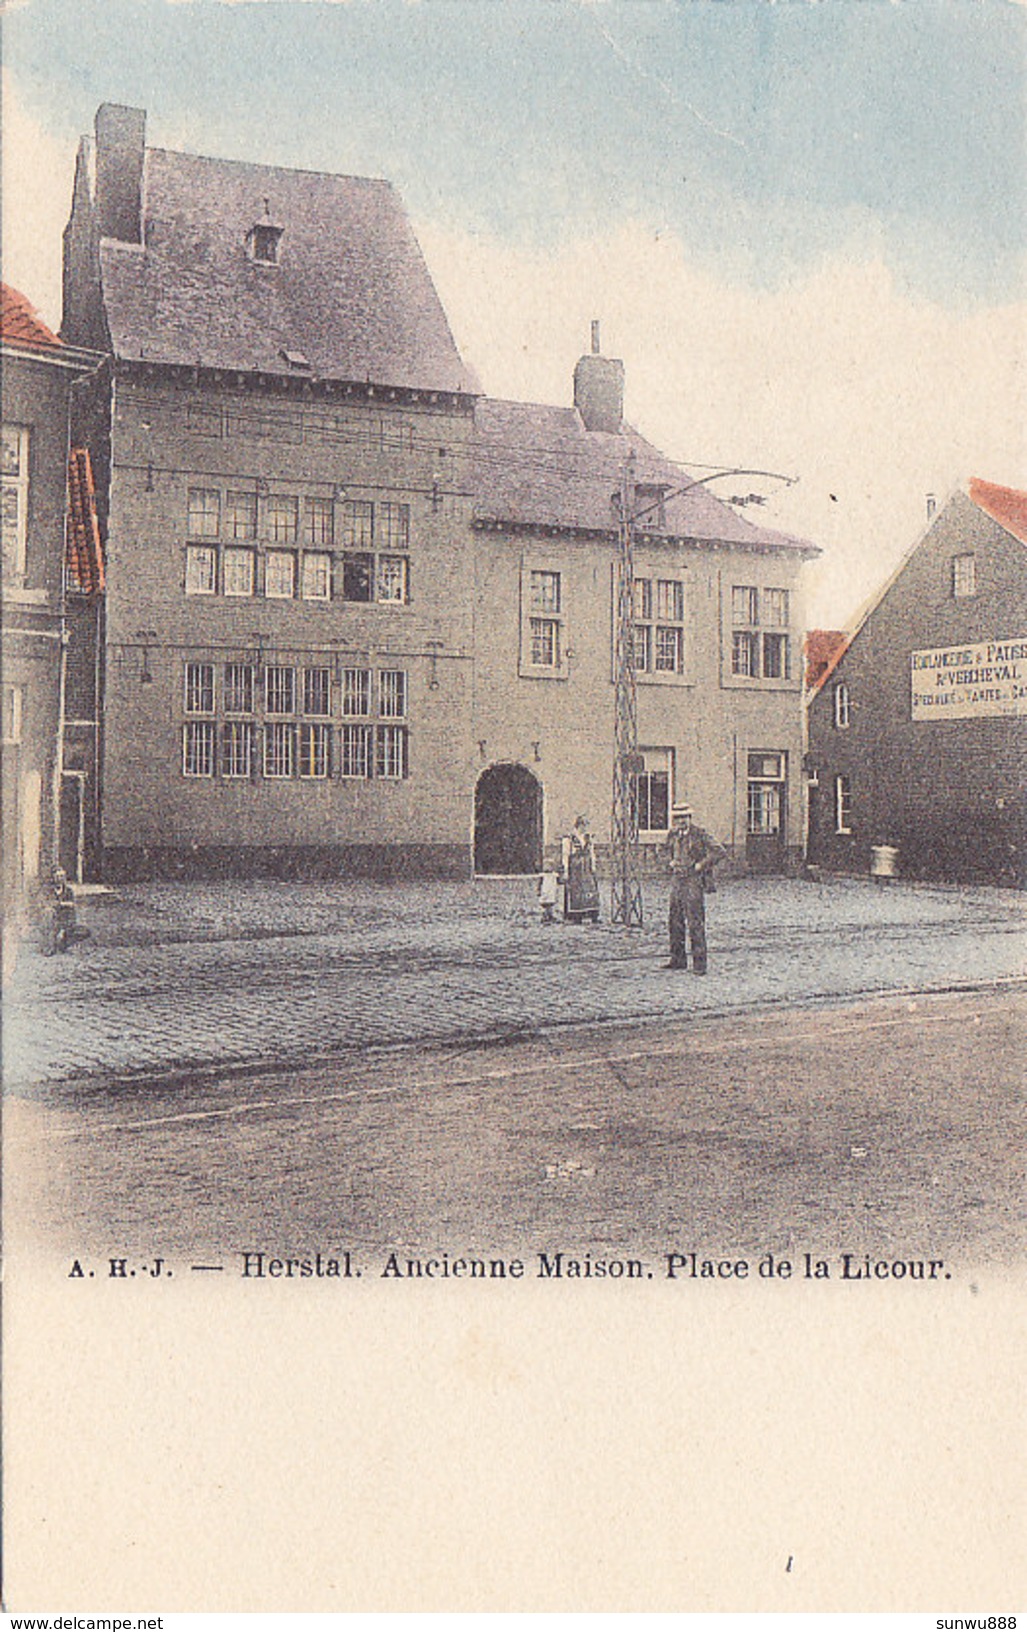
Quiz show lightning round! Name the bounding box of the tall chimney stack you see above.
[574,320,624,434]
[94,104,146,244]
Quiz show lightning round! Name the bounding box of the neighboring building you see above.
[471,375,817,875]
[2,284,104,927]
[806,480,1027,886]
[62,104,818,881]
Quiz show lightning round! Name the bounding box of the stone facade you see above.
[61,103,818,881]
[95,369,477,878]
[471,522,810,876]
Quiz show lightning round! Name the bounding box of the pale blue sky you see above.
[6,0,1026,306]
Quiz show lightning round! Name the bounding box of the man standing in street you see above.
[664,806,727,973]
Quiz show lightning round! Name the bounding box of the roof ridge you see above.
[147,144,394,191]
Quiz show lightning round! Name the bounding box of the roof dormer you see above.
[247,217,283,266]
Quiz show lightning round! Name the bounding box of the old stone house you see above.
[61,104,818,881]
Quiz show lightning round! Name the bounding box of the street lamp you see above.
[610,460,797,928]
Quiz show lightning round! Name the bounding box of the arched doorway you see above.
[474,763,543,875]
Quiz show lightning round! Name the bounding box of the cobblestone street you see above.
[4,874,1024,1091]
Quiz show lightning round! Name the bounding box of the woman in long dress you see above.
[561,815,600,922]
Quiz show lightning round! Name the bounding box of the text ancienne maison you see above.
[239,1251,648,1279]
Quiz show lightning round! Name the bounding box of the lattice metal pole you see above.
[610,451,644,927]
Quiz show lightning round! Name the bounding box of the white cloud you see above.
[4,83,1022,630]
[417,216,1027,627]
[1,73,76,329]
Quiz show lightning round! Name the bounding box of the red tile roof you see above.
[67,448,105,594]
[1,284,61,349]
[805,629,849,688]
[969,477,1027,546]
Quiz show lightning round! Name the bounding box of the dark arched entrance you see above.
[474,764,543,875]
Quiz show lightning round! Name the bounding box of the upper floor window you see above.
[376,555,408,605]
[632,577,686,676]
[265,550,296,600]
[306,498,333,548]
[521,565,566,675]
[223,548,255,597]
[732,585,760,627]
[187,487,220,538]
[302,552,332,602]
[1,424,29,581]
[340,500,411,605]
[833,681,850,729]
[952,554,976,598]
[185,545,217,595]
[730,584,792,680]
[762,631,790,679]
[225,491,257,540]
[530,570,561,613]
[267,495,299,545]
[180,487,412,605]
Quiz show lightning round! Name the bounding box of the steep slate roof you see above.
[99,147,479,395]
[969,477,1027,546]
[1,284,61,349]
[473,397,816,555]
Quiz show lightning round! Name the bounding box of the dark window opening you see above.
[342,552,374,602]
[249,224,283,265]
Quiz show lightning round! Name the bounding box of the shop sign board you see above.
[911,637,1027,720]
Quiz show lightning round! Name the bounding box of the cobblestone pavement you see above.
[3,875,1024,1091]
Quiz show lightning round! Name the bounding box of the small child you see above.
[44,867,90,954]
[46,868,78,954]
[537,870,560,924]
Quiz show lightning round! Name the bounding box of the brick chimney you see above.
[94,104,146,244]
[573,321,624,434]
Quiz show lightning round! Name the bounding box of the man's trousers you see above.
[668,874,707,971]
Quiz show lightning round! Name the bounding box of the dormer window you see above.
[248,223,283,265]
[610,483,668,531]
[634,484,668,531]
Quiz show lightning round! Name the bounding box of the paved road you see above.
[3,875,1024,1090]
[8,987,1024,1264]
